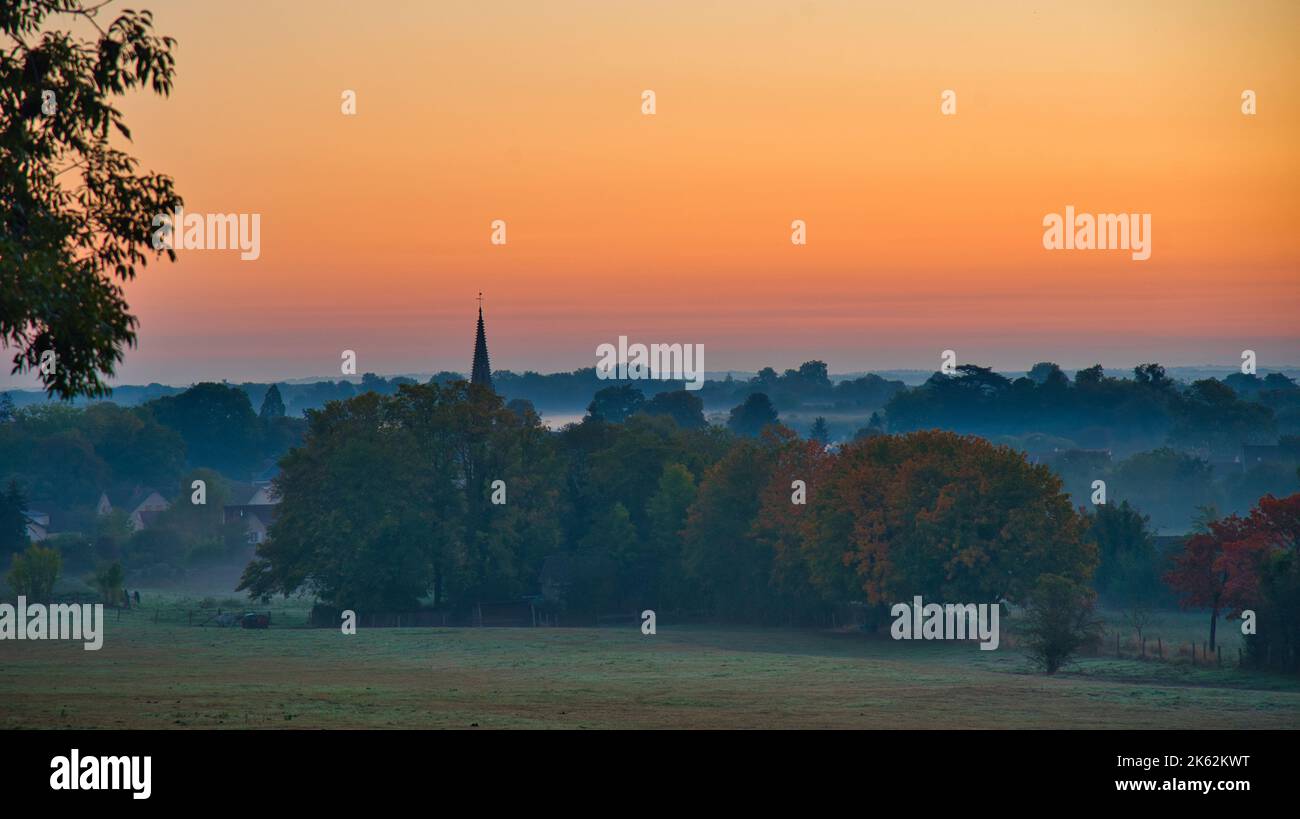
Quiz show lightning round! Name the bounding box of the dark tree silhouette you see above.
[259,384,286,419]
[2,1,182,398]
[727,393,778,437]
[0,479,29,559]
[642,389,706,429]
[587,385,644,423]
[809,417,829,443]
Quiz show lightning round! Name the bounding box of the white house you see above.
[23,509,49,542]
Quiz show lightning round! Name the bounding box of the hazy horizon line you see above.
[6,362,1300,396]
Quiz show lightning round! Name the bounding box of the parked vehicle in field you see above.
[240,611,271,629]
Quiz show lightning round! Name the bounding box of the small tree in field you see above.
[1122,596,1157,654]
[1022,574,1104,674]
[93,561,125,606]
[6,542,61,602]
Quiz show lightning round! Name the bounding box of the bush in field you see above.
[92,561,125,606]
[1022,574,1104,674]
[6,543,61,602]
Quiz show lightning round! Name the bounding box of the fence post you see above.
[1157,638,1162,659]
[1217,645,1222,667]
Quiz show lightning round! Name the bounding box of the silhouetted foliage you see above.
[258,384,285,419]
[1,1,181,398]
[587,384,645,423]
[727,393,778,437]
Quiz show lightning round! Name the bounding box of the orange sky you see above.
[9,0,1300,386]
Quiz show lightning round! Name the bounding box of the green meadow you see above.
[2,595,1297,729]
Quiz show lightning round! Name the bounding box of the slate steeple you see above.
[470,293,493,390]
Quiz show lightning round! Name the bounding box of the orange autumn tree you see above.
[801,430,1095,607]
[753,426,836,621]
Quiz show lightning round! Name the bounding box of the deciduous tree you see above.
[2,1,181,397]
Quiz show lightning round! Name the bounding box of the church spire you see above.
[470,292,493,390]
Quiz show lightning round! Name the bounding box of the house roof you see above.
[103,486,164,511]
[226,482,260,505]
[224,504,280,527]
[22,509,50,526]
[134,510,166,529]
[30,507,89,536]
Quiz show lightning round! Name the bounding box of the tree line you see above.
[230,380,1299,672]
[239,382,1095,620]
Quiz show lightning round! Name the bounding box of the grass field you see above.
[2,596,1298,729]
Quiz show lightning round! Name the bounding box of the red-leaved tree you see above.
[1166,514,1267,650]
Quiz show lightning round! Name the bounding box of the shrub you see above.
[6,543,62,603]
[1023,574,1104,674]
[92,561,125,606]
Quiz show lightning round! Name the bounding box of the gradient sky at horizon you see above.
[6,0,1300,389]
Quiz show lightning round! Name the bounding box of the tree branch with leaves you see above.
[1,0,180,398]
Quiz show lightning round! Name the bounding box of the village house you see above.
[97,487,171,532]
[23,509,49,542]
[223,482,281,545]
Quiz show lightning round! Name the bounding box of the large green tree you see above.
[681,438,775,621]
[1087,500,1158,603]
[240,382,563,610]
[641,462,696,606]
[239,391,441,609]
[145,383,261,476]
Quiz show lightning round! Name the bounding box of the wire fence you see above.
[99,602,315,628]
